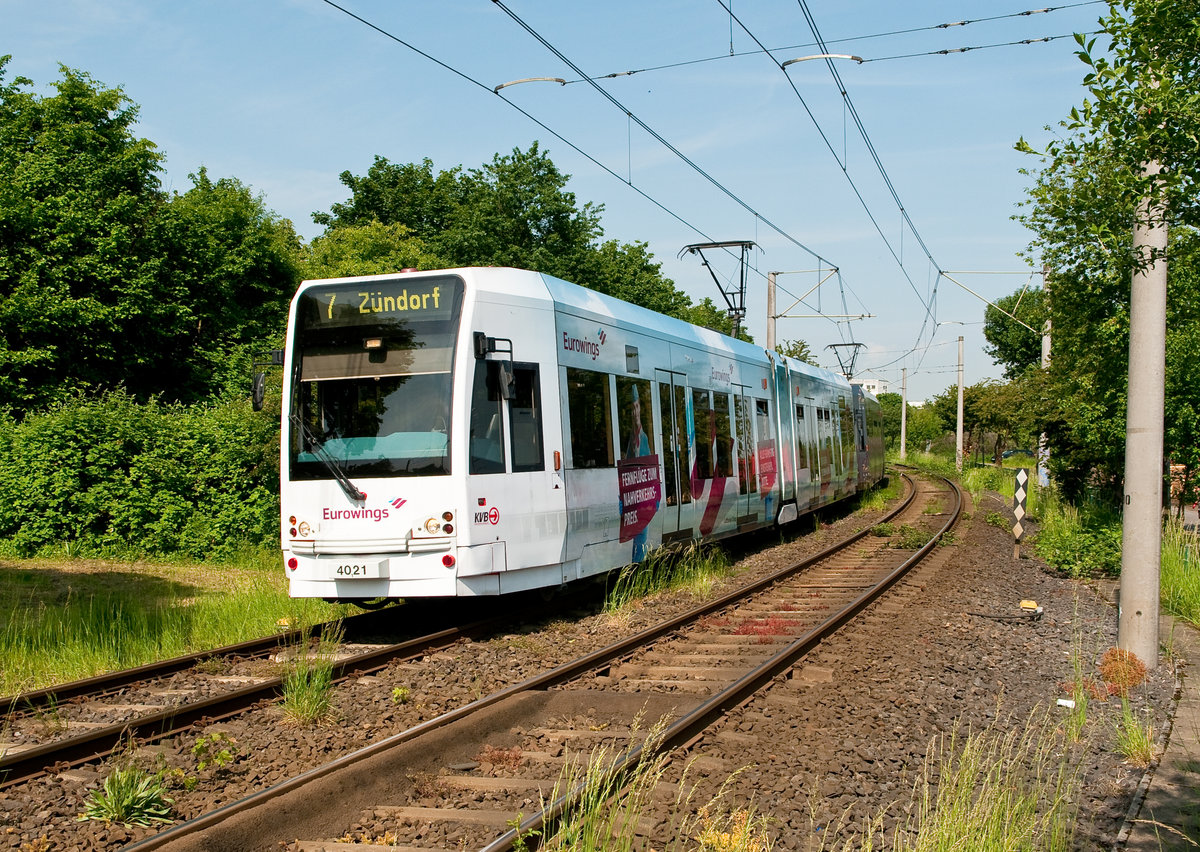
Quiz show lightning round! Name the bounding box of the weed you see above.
[191,731,238,772]
[508,812,542,852]
[1115,699,1157,767]
[985,511,1010,530]
[1098,648,1147,696]
[477,743,523,772]
[193,657,227,675]
[391,685,411,704]
[893,525,928,550]
[696,806,775,851]
[32,694,66,736]
[604,543,731,611]
[869,522,895,537]
[79,764,173,827]
[408,771,441,798]
[279,622,342,726]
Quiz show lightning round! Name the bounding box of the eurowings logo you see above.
[391,497,406,509]
[598,328,607,344]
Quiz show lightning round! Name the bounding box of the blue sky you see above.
[4,0,1106,401]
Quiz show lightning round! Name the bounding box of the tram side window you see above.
[692,389,713,480]
[616,376,653,459]
[795,404,808,472]
[735,395,754,495]
[567,367,614,468]
[713,391,732,478]
[510,364,545,472]
[469,360,505,474]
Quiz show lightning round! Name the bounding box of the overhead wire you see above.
[717,0,940,359]
[488,0,837,273]
[320,0,853,331]
[557,3,1101,84]
[318,0,733,276]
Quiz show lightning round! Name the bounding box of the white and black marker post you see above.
[1013,468,1029,560]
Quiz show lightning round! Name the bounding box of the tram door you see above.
[655,370,692,542]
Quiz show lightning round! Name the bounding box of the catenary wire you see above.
[320,0,859,330]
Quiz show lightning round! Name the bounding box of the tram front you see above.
[280,272,467,600]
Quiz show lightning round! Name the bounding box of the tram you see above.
[276,267,884,600]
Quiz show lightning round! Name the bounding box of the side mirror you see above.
[251,372,267,411]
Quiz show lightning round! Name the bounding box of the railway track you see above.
[116,472,961,851]
[0,600,533,789]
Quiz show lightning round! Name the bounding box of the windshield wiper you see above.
[290,413,367,502]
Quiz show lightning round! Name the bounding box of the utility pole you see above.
[900,367,907,462]
[956,336,964,472]
[1120,161,1167,669]
[766,272,777,352]
[1038,267,1051,487]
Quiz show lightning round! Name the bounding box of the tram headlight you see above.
[424,517,442,534]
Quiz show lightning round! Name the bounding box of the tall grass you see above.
[1162,518,1200,628]
[279,622,342,726]
[843,712,1078,852]
[604,544,732,612]
[0,553,352,695]
[529,716,772,852]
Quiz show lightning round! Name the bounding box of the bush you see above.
[0,390,278,559]
[1034,499,1122,578]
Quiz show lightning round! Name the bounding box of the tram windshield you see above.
[289,275,465,479]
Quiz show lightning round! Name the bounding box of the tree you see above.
[315,145,738,334]
[876,391,904,451]
[1014,0,1200,499]
[0,58,163,410]
[0,59,301,411]
[982,288,1046,379]
[151,169,301,399]
[774,339,817,366]
[301,221,449,280]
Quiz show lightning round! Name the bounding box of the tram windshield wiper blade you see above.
[289,413,367,502]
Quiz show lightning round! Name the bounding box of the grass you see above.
[0,547,354,695]
[1162,518,1200,628]
[1115,699,1158,768]
[603,543,732,612]
[527,715,773,852]
[279,622,343,726]
[885,712,1079,852]
[79,763,174,827]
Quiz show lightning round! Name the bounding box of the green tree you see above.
[0,58,163,410]
[982,289,1046,380]
[151,168,301,399]
[0,59,300,411]
[774,339,817,366]
[876,391,904,451]
[301,221,448,280]
[1014,0,1200,498]
[315,145,739,335]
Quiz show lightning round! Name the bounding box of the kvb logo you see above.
[473,507,500,525]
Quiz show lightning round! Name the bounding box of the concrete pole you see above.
[766,272,777,353]
[1038,268,1052,487]
[955,336,964,472]
[1119,162,1167,669]
[900,367,907,462]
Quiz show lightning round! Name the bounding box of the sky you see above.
[4,0,1107,401]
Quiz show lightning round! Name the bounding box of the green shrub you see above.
[1034,498,1122,578]
[0,391,278,560]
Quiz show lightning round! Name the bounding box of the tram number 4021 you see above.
[335,564,369,576]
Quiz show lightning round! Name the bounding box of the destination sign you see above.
[299,276,463,329]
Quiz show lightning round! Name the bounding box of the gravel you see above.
[0,485,1177,851]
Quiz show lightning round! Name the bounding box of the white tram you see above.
[279,267,884,600]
